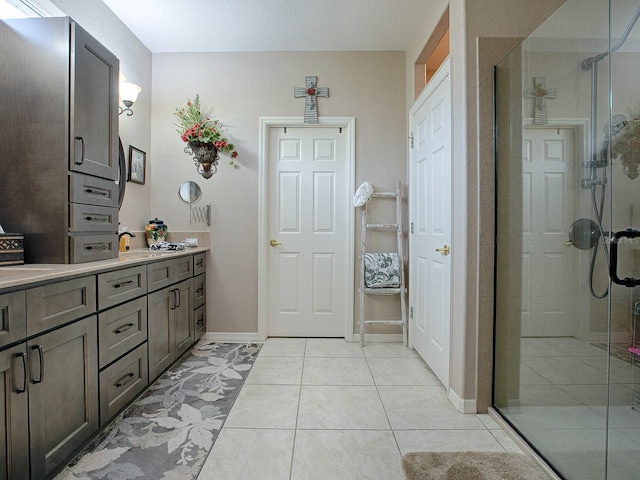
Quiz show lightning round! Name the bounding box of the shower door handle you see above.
[609,229,640,287]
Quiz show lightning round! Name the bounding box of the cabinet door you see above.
[0,344,29,480]
[28,316,98,479]
[70,22,119,180]
[174,279,194,358]
[147,287,174,380]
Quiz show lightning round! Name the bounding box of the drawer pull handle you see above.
[15,352,27,394]
[115,372,136,388]
[197,317,205,326]
[114,280,134,289]
[84,215,109,223]
[86,244,109,251]
[32,344,44,384]
[196,259,204,267]
[196,287,204,294]
[115,323,135,334]
[84,188,109,197]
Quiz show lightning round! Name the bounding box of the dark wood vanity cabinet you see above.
[0,251,206,478]
[0,17,120,264]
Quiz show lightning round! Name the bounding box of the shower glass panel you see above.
[494,1,640,478]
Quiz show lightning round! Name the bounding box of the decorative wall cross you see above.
[294,76,329,123]
[524,77,557,125]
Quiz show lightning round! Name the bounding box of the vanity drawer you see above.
[147,259,174,292]
[193,274,206,309]
[98,266,147,310]
[174,255,194,282]
[69,204,118,233]
[70,234,118,263]
[99,342,148,426]
[194,304,206,342]
[147,256,194,292]
[193,253,206,276]
[26,276,96,336]
[69,173,118,207]
[98,297,147,369]
[0,290,26,348]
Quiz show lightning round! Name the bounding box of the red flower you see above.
[231,151,238,159]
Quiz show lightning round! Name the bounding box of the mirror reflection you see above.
[178,181,202,204]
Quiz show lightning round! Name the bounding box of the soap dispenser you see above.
[118,227,135,252]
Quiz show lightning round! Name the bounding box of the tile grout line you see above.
[364,349,405,459]
[288,338,307,480]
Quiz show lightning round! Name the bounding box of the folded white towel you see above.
[353,181,374,207]
[149,241,186,251]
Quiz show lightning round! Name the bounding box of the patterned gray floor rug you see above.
[56,342,261,480]
[401,451,552,480]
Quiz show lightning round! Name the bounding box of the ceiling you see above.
[100,0,434,53]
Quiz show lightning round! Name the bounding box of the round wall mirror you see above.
[178,181,202,204]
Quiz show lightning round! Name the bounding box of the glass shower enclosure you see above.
[493,1,640,478]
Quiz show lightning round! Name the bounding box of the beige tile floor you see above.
[197,338,521,480]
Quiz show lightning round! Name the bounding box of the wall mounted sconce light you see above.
[119,81,142,116]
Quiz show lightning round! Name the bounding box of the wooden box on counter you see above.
[0,233,25,266]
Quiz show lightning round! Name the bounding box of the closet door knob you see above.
[269,240,282,247]
[435,245,450,256]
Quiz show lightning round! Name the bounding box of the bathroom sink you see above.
[0,267,55,272]
[119,250,179,261]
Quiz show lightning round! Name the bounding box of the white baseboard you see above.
[202,332,266,343]
[353,333,404,344]
[448,387,477,414]
[202,332,404,344]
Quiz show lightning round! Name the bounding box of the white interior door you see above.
[409,60,452,388]
[521,127,577,337]
[267,125,350,337]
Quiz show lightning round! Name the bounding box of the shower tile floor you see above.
[197,338,523,480]
[504,337,640,480]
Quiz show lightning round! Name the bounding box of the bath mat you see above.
[401,451,552,480]
[56,341,261,480]
[590,342,633,363]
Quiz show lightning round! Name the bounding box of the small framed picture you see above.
[128,146,146,184]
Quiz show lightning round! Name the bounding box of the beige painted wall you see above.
[51,0,152,231]
[151,51,407,335]
[51,0,571,411]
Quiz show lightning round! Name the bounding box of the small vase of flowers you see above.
[174,95,238,178]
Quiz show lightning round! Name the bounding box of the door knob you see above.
[269,240,282,247]
[435,245,450,256]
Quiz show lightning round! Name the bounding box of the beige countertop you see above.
[0,247,209,291]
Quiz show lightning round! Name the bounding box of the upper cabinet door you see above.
[71,23,119,180]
